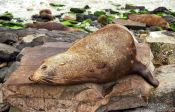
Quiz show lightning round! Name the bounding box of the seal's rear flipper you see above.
[132,60,159,87]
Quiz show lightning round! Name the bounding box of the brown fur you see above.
[128,14,170,28]
[29,24,159,87]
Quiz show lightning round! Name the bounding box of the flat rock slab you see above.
[147,31,175,44]
[113,19,146,30]
[2,42,154,112]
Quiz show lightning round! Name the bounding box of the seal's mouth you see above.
[29,73,55,84]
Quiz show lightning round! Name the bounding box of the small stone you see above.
[151,7,169,13]
[63,15,76,21]
[97,15,108,25]
[0,63,7,68]
[70,8,85,13]
[125,4,145,10]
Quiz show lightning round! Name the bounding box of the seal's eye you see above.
[41,65,47,70]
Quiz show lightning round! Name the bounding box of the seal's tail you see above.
[131,59,159,87]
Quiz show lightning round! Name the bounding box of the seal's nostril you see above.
[29,75,33,81]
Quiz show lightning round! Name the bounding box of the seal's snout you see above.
[29,74,37,81]
[29,72,41,82]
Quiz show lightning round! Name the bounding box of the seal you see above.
[29,24,159,87]
[128,14,170,28]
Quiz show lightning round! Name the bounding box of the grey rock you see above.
[14,30,87,50]
[46,30,88,42]
[125,4,145,10]
[146,31,175,66]
[0,43,19,62]
[14,28,37,37]
[0,62,19,83]
[163,16,175,23]
[113,19,146,30]
[146,31,175,44]
[0,32,18,44]
[0,27,9,31]
[149,64,175,111]
[151,7,169,13]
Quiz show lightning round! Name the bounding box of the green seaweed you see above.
[138,9,149,14]
[0,20,24,29]
[107,15,115,23]
[50,3,65,7]
[61,20,78,27]
[75,19,92,28]
[94,11,106,17]
[155,12,167,16]
[0,12,13,21]
[170,22,175,31]
[70,8,85,13]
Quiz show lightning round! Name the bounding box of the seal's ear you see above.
[131,59,159,87]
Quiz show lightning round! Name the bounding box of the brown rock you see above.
[25,22,69,31]
[128,14,170,28]
[2,42,155,112]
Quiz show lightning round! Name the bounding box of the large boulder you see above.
[146,31,175,66]
[2,42,156,112]
[0,32,18,44]
[0,43,19,62]
[122,64,175,112]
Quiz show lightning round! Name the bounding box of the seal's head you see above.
[29,52,90,85]
[29,53,72,84]
[29,59,56,84]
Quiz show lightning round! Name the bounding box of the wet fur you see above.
[29,24,159,87]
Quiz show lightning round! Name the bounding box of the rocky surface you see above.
[2,42,156,112]
[147,31,175,44]
[146,31,175,66]
[123,64,175,112]
[0,43,19,62]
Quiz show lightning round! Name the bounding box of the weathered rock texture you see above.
[2,42,158,112]
[146,31,175,66]
[122,64,175,112]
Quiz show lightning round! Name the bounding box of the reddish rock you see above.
[128,14,170,28]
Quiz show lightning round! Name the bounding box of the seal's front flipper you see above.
[132,60,159,87]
